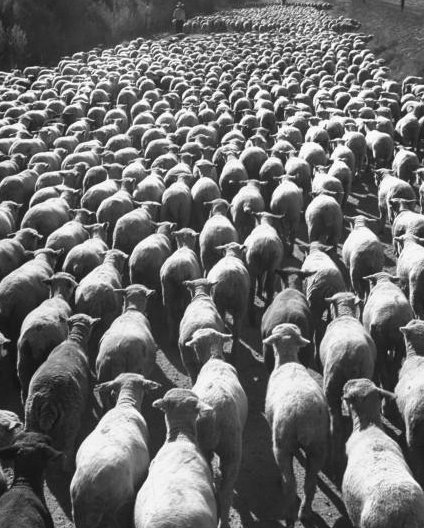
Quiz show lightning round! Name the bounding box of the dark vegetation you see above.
[0,0,246,69]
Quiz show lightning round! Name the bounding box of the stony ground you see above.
[331,0,424,80]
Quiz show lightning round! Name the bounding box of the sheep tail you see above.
[31,393,59,433]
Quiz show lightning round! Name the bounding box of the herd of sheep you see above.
[0,1,423,527]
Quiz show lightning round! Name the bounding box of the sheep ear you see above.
[95,381,112,396]
[152,398,166,411]
[7,421,20,431]
[354,296,363,306]
[389,275,400,283]
[363,273,379,284]
[185,339,195,349]
[263,335,276,346]
[324,296,336,305]
[376,388,396,400]
[298,336,311,348]
[217,332,233,343]
[144,380,162,393]
[146,289,156,298]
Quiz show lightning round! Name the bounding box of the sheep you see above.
[219,148,248,201]
[342,215,385,299]
[230,180,266,242]
[305,192,343,247]
[270,177,303,254]
[112,201,160,255]
[301,242,346,347]
[244,211,284,320]
[0,248,62,349]
[298,141,327,169]
[0,163,48,208]
[21,189,81,240]
[0,228,42,282]
[133,388,217,528]
[395,320,424,488]
[392,148,420,182]
[160,228,202,343]
[75,248,127,360]
[45,209,95,262]
[190,175,221,231]
[96,178,135,244]
[366,129,394,168]
[374,169,415,230]
[264,324,329,527]
[71,373,161,528]
[342,378,424,528]
[390,198,424,256]
[17,272,78,404]
[62,222,108,282]
[0,432,62,528]
[188,329,248,528]
[96,285,157,383]
[179,279,226,384]
[207,242,250,359]
[0,410,23,448]
[129,221,176,291]
[81,178,120,213]
[319,292,376,474]
[262,267,315,372]
[311,169,344,205]
[161,173,193,229]
[199,198,239,274]
[0,201,21,239]
[363,272,413,402]
[25,314,98,472]
[395,233,424,318]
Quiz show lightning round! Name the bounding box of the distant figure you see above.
[173,2,186,33]
[401,0,405,9]
[145,1,152,32]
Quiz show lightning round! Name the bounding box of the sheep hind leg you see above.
[299,444,326,522]
[274,448,297,527]
[408,443,424,489]
[230,314,242,367]
[217,443,242,528]
[264,271,275,307]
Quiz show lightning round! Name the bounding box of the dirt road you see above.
[331,0,424,79]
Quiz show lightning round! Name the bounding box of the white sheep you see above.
[71,373,160,528]
[319,292,376,475]
[188,328,248,528]
[133,388,217,528]
[342,378,424,528]
[96,284,157,383]
[395,319,424,488]
[264,323,329,527]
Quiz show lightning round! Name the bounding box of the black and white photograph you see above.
[0,0,422,526]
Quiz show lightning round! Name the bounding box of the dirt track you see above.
[331,0,424,80]
[0,1,419,527]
